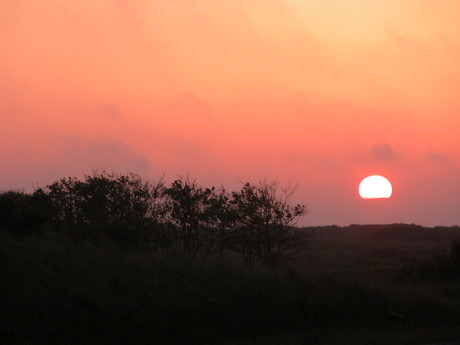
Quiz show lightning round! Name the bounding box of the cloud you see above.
[170,139,216,169]
[371,143,396,162]
[424,151,459,172]
[99,103,121,119]
[425,150,450,163]
[54,136,151,174]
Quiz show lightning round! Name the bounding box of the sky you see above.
[1,0,459,226]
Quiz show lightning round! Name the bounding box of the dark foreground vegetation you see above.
[2,172,460,344]
[0,171,307,266]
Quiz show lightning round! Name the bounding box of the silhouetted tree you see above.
[231,180,307,266]
[163,176,216,258]
[201,186,238,260]
[1,171,309,263]
[44,171,162,246]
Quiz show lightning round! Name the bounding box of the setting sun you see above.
[359,175,392,199]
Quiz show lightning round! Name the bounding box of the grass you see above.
[2,226,460,345]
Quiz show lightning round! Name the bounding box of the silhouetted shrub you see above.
[0,190,53,234]
[395,238,460,283]
[450,237,460,264]
[43,171,164,246]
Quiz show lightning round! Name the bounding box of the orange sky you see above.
[1,0,459,226]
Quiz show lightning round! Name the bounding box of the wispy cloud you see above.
[54,136,152,174]
[371,143,397,162]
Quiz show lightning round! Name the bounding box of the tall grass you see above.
[2,231,460,345]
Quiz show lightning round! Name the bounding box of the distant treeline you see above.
[0,171,308,266]
[309,223,460,238]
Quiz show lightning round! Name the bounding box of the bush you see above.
[395,238,460,283]
[0,190,53,234]
[43,171,164,246]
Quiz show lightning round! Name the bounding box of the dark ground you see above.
[2,223,460,345]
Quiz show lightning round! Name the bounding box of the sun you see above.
[359,175,392,199]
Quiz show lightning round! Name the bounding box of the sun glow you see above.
[359,175,392,199]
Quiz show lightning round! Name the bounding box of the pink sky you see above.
[1,0,460,226]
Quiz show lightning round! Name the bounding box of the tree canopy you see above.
[0,171,309,265]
